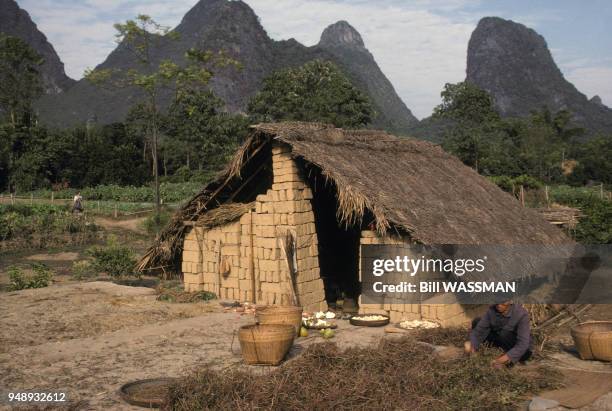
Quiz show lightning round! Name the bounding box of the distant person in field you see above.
[72,192,83,214]
[464,301,533,368]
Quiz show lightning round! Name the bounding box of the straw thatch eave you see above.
[136,133,271,273]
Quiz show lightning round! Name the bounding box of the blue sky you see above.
[18,0,612,119]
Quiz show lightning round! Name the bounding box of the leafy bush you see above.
[489,175,542,192]
[87,236,138,278]
[8,266,27,291]
[512,174,543,190]
[8,264,54,291]
[488,175,514,192]
[550,189,612,244]
[71,260,96,280]
[29,263,54,288]
[141,211,172,235]
[573,200,612,244]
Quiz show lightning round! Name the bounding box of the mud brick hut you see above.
[138,122,569,326]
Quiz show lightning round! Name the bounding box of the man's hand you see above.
[464,341,476,355]
[491,353,511,368]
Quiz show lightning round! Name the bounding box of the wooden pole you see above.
[51,192,54,203]
[227,162,268,203]
[545,185,550,208]
[10,193,14,205]
[216,240,222,299]
[600,184,604,200]
[30,193,33,205]
[114,203,118,218]
[249,210,256,303]
[520,185,525,207]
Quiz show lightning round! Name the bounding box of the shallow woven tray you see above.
[119,378,177,408]
[349,315,390,327]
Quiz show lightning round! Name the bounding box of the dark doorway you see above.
[300,161,361,308]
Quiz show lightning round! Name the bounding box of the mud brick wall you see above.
[250,142,327,311]
[182,221,242,299]
[181,142,327,312]
[358,230,482,326]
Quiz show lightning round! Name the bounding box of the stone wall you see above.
[182,142,327,312]
[358,230,483,327]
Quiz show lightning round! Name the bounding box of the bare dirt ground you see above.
[94,217,147,234]
[0,282,233,410]
[0,282,610,410]
[0,281,398,410]
[0,218,610,410]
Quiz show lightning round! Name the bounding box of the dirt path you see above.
[94,216,147,234]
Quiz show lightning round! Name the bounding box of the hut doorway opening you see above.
[301,161,361,310]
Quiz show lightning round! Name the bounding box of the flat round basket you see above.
[119,377,177,408]
[349,315,390,327]
[571,321,612,361]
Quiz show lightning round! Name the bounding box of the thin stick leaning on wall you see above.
[216,240,223,298]
[249,210,256,304]
[279,230,299,306]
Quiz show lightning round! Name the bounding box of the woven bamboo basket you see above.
[238,324,295,365]
[570,321,612,361]
[256,305,303,335]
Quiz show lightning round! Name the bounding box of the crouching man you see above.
[464,301,533,368]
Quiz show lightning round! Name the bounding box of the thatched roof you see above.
[186,201,255,229]
[138,122,569,272]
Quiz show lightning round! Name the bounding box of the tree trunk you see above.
[151,109,161,228]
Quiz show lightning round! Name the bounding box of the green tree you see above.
[433,82,501,172]
[85,14,238,224]
[4,125,62,191]
[248,60,373,128]
[433,82,500,125]
[432,82,587,182]
[0,34,43,127]
[164,90,249,178]
[512,108,584,181]
[568,135,612,185]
